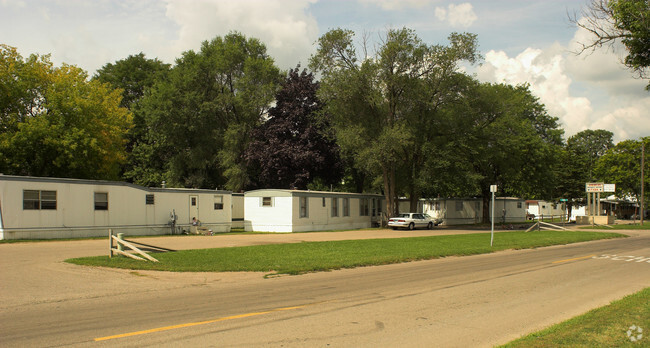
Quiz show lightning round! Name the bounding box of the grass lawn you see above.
[501,287,650,347]
[66,230,624,275]
[580,221,650,230]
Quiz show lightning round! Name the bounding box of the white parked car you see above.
[388,213,438,230]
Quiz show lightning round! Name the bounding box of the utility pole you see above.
[641,141,645,225]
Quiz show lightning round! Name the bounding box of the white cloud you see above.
[359,0,435,11]
[163,0,319,70]
[476,39,650,143]
[434,3,477,28]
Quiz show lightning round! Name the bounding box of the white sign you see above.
[490,185,497,193]
[586,183,604,192]
[604,184,616,192]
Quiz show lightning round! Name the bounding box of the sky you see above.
[1,0,648,143]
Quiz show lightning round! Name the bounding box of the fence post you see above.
[109,229,113,258]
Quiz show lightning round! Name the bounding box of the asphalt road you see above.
[1,229,649,347]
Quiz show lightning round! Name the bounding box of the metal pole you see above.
[109,229,113,258]
[491,190,495,246]
[641,142,645,225]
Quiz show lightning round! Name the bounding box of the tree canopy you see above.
[570,0,650,90]
[244,66,343,190]
[0,44,132,179]
[126,32,282,189]
[309,27,480,215]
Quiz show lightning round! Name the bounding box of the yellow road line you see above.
[94,303,315,341]
[552,254,596,264]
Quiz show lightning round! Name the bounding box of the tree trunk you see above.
[409,187,419,213]
[382,164,398,218]
[482,188,491,224]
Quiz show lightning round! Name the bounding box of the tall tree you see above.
[94,53,170,109]
[449,82,563,222]
[244,66,343,190]
[94,53,171,180]
[570,0,650,90]
[553,130,613,216]
[0,45,132,179]
[128,32,281,189]
[595,137,649,212]
[309,28,479,216]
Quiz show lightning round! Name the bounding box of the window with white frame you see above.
[262,197,273,207]
[146,194,155,205]
[23,190,57,210]
[94,192,108,211]
[299,196,308,218]
[214,195,224,210]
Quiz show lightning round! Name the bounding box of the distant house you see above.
[399,197,526,225]
[525,200,566,219]
[244,189,384,232]
[0,175,232,240]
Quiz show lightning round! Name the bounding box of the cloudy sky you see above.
[1,0,648,142]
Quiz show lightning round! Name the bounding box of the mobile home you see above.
[416,197,526,225]
[244,189,384,232]
[0,175,232,240]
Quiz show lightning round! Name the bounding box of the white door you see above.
[189,195,199,223]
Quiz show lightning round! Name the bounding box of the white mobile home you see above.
[525,200,566,219]
[417,197,526,225]
[0,175,232,240]
[244,189,384,232]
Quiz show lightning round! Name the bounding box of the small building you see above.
[525,200,566,220]
[0,175,232,240]
[403,197,526,225]
[244,189,384,232]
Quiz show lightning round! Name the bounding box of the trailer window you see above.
[299,197,308,218]
[146,194,155,205]
[94,192,108,210]
[23,190,56,210]
[214,195,224,210]
[331,198,338,217]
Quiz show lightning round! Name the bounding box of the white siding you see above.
[0,176,232,239]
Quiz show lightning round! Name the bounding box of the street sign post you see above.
[490,185,497,246]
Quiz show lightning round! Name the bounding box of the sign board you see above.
[490,185,497,193]
[586,183,604,192]
[604,184,616,192]
[560,198,568,202]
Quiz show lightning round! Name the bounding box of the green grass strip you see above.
[65,230,624,275]
[580,221,650,230]
[501,287,650,347]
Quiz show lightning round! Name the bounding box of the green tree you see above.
[448,82,563,222]
[94,53,170,109]
[94,53,171,180]
[570,0,650,90]
[309,28,479,216]
[555,129,614,214]
[129,32,281,189]
[595,137,649,213]
[0,45,132,179]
